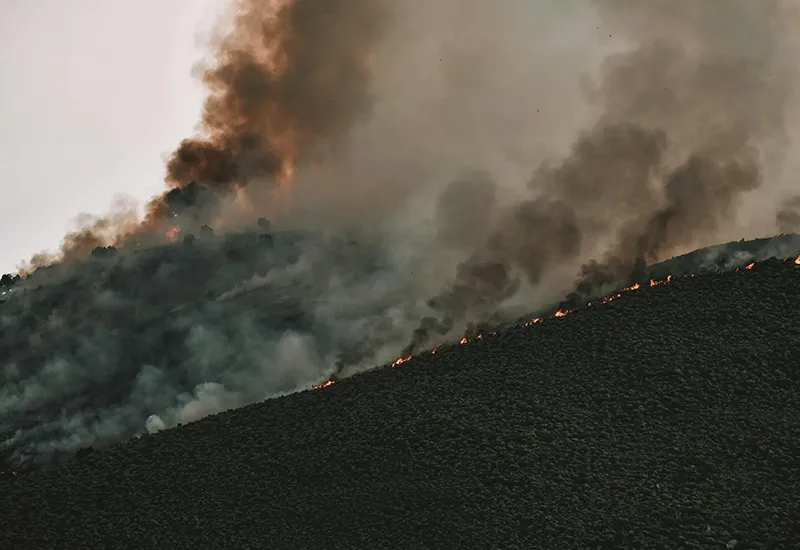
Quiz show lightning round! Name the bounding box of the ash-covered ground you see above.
[2,255,799,549]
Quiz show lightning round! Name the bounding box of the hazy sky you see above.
[0,0,225,274]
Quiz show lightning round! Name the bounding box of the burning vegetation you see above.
[5,0,800,471]
[312,252,800,391]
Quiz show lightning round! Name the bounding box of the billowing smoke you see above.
[18,0,390,271]
[4,0,800,467]
[404,0,800,352]
[166,0,389,190]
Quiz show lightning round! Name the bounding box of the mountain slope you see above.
[3,257,800,549]
[3,229,797,471]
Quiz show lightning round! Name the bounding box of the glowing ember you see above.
[165,225,181,242]
[313,259,792,395]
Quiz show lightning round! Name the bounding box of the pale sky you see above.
[0,0,226,274]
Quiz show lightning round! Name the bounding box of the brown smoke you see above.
[17,0,799,310]
[21,0,391,270]
[166,0,389,191]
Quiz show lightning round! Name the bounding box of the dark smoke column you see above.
[165,0,389,193]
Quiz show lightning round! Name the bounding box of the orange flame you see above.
[314,253,800,392]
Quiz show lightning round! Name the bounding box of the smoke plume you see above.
[405,0,799,351]
[4,0,800,467]
[166,0,389,190]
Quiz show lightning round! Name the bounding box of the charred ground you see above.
[2,253,800,549]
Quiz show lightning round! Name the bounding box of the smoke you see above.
[777,195,800,233]
[17,0,391,270]
[166,0,389,191]
[406,0,800,349]
[5,0,800,466]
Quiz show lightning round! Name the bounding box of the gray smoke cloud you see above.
[777,195,800,233]
[4,0,800,467]
[401,0,800,352]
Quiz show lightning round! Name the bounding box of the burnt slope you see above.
[3,257,800,549]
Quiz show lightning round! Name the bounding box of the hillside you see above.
[2,230,799,472]
[2,256,800,549]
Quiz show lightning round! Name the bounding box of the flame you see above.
[311,380,335,390]
[313,253,800,392]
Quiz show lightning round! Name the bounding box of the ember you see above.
[307,255,797,393]
[165,225,181,242]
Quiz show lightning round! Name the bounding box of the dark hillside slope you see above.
[2,231,799,470]
[3,258,800,549]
